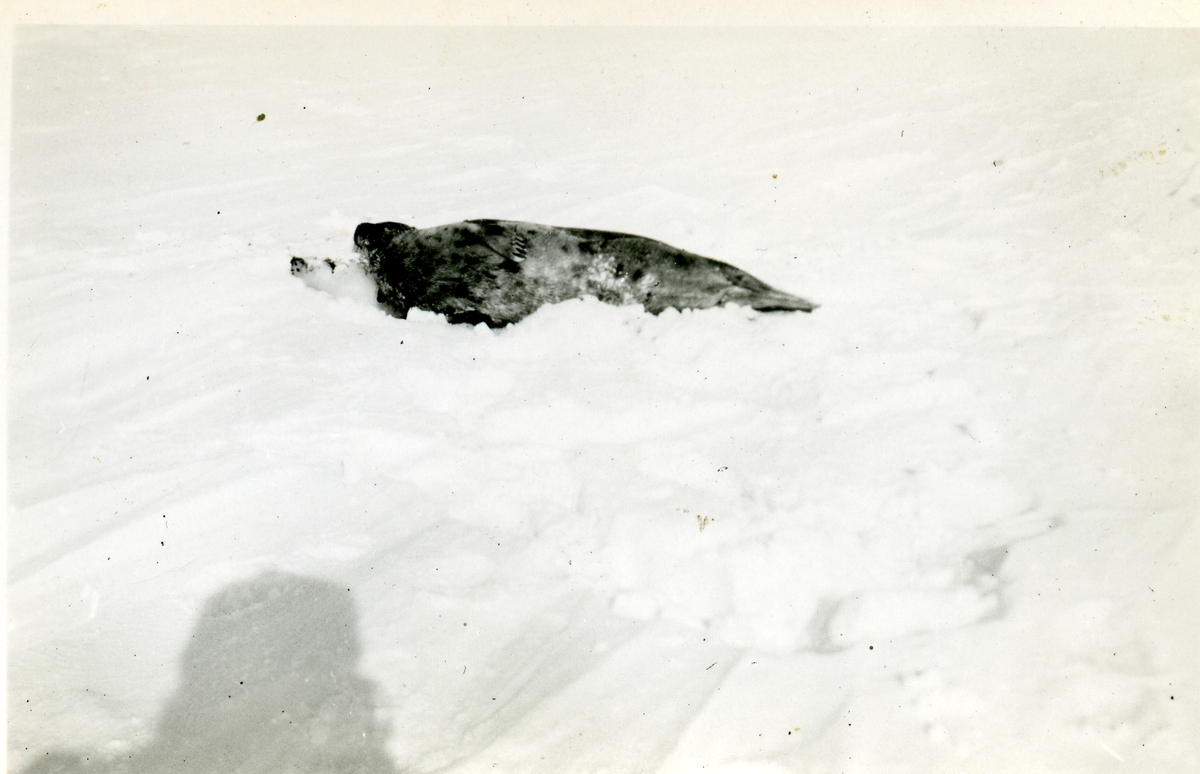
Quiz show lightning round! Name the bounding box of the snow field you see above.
[8,26,1198,773]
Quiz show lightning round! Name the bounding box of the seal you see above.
[293,219,817,327]
[288,255,382,308]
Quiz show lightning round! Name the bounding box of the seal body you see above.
[303,219,817,327]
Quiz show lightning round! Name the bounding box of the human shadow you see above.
[20,570,397,774]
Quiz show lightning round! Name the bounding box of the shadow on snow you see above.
[21,570,397,774]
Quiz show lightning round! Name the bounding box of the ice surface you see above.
[7,26,1198,773]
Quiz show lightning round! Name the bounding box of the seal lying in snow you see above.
[291,219,817,327]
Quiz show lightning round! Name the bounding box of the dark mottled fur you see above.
[351,219,817,327]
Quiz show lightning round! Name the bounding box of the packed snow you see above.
[7,26,1198,773]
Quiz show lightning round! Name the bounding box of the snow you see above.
[7,26,1199,773]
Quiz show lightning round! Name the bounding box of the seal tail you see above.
[717,263,818,312]
[741,289,819,313]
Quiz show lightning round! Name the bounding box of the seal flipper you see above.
[444,309,499,326]
[463,220,530,271]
